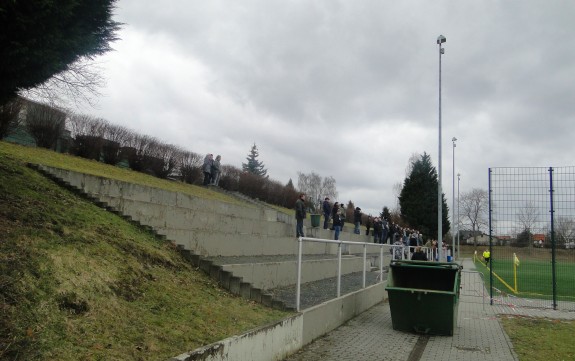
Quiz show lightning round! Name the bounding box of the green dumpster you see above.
[310,214,321,228]
[385,260,461,336]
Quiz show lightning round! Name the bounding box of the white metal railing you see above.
[295,238,452,311]
[296,237,392,311]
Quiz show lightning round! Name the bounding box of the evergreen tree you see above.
[399,152,450,239]
[0,1,121,105]
[381,206,391,221]
[242,143,267,177]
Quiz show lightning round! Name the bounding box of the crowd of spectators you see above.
[312,196,451,261]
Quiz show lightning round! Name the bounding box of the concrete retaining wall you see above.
[170,282,387,361]
[222,256,370,289]
[38,165,386,257]
[34,165,390,360]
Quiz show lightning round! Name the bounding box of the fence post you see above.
[337,241,342,297]
[488,168,493,305]
[549,167,558,310]
[379,245,384,282]
[362,244,367,288]
[296,237,303,312]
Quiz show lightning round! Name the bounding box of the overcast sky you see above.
[71,0,575,218]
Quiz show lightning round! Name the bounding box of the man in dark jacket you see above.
[373,217,383,243]
[322,197,331,229]
[332,203,342,240]
[295,193,306,237]
[411,246,428,261]
[353,207,362,234]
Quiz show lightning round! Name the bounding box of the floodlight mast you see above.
[452,137,457,258]
[457,173,461,259]
[437,35,446,260]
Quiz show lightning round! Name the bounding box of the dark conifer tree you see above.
[381,206,391,221]
[242,143,267,177]
[399,152,450,238]
[0,1,121,105]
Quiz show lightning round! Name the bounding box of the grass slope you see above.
[0,142,289,360]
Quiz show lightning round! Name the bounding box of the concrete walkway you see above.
[284,258,575,361]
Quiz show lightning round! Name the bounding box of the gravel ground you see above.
[268,270,388,310]
[205,254,388,310]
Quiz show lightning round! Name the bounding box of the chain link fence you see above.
[488,167,575,311]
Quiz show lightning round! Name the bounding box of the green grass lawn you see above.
[501,316,575,361]
[473,256,575,301]
[0,142,290,360]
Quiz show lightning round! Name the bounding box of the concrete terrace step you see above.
[98,197,293,236]
[31,163,388,312]
[155,228,327,257]
[205,254,384,290]
[35,164,278,221]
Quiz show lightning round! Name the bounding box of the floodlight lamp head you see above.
[452,137,457,142]
[437,35,446,44]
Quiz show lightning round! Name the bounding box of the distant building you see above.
[533,233,546,248]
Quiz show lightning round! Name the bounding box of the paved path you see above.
[284,258,575,361]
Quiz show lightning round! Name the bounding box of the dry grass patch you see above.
[501,315,575,361]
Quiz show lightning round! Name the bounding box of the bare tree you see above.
[297,171,338,212]
[516,201,540,232]
[101,123,130,165]
[67,113,107,159]
[404,153,420,177]
[124,134,156,172]
[460,188,488,246]
[179,150,203,184]
[553,216,575,247]
[516,201,541,247]
[321,176,338,203]
[19,59,106,108]
[392,181,402,212]
[218,164,241,190]
[0,97,23,139]
[24,100,66,149]
[297,171,321,210]
[147,141,180,179]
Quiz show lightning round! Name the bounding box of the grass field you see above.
[473,255,575,301]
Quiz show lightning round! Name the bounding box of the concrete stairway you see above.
[30,164,385,310]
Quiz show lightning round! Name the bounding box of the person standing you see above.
[372,217,382,243]
[332,203,342,240]
[353,207,362,234]
[365,216,372,236]
[210,155,222,186]
[381,218,389,244]
[482,249,490,265]
[295,193,307,238]
[322,197,331,229]
[202,154,213,186]
[409,230,418,254]
[411,246,428,261]
[330,202,339,230]
[339,203,346,231]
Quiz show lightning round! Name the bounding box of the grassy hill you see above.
[0,141,289,361]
